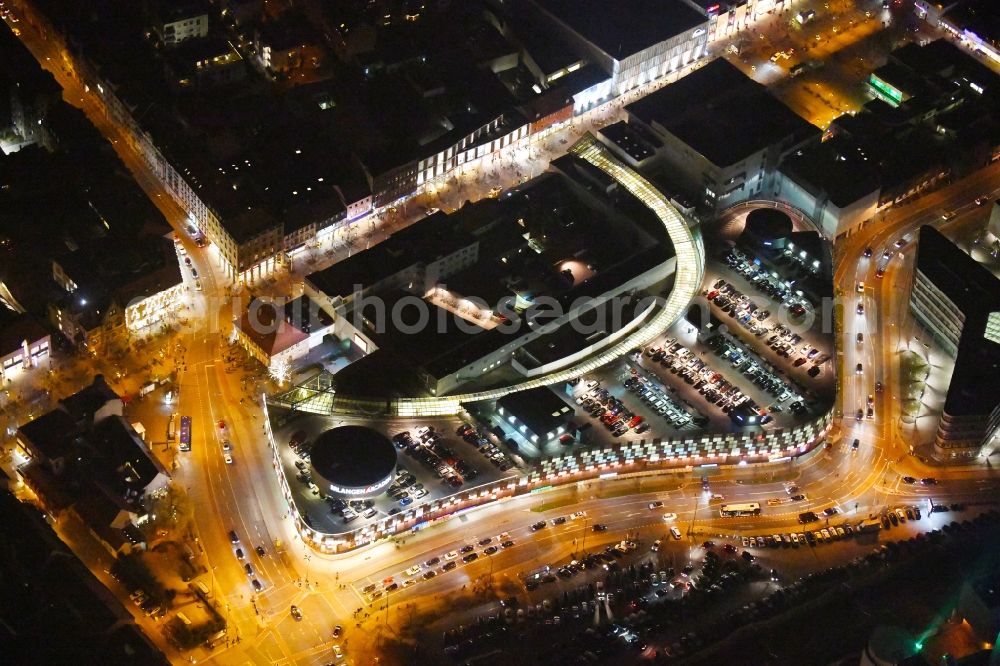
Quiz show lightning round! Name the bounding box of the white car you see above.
[223,452,233,464]
[570,511,587,520]
[443,550,459,561]
[332,644,344,660]
[670,526,682,540]
[662,513,678,522]
[405,565,422,576]
[221,440,232,451]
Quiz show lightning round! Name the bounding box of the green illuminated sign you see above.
[869,75,903,105]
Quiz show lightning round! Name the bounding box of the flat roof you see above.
[941,3,1000,54]
[531,0,706,62]
[307,211,474,299]
[780,136,881,208]
[915,226,1000,417]
[497,386,572,438]
[364,292,501,379]
[598,121,658,162]
[517,297,650,368]
[509,14,582,75]
[337,164,673,385]
[0,313,49,356]
[627,58,819,167]
[309,426,397,488]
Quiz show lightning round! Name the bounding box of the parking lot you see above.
[422,502,986,664]
[557,369,706,448]
[270,414,518,534]
[702,262,835,401]
[548,227,836,446]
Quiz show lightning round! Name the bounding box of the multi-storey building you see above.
[234,295,334,376]
[15,376,170,554]
[0,312,50,382]
[309,157,677,396]
[909,225,1000,460]
[626,58,819,212]
[521,0,709,96]
[149,0,211,47]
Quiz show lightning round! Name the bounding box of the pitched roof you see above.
[92,416,167,493]
[17,408,80,460]
[61,375,120,424]
[237,299,310,357]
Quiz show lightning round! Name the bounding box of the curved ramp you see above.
[396,134,705,416]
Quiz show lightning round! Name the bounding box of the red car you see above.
[628,415,643,428]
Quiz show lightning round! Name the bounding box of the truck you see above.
[207,629,227,648]
[790,60,823,77]
[856,519,882,534]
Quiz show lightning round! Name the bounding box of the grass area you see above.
[596,486,642,500]
[530,495,578,513]
[637,478,684,494]
[733,470,798,485]
[592,476,684,500]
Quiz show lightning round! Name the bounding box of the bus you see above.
[179,415,192,451]
[719,502,761,517]
[167,413,177,441]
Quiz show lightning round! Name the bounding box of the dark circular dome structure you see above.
[309,426,397,499]
[743,208,793,250]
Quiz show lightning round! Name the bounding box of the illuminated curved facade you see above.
[309,426,398,500]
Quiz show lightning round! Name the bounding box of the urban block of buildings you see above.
[18,0,794,283]
[0,479,168,666]
[305,153,676,396]
[14,375,170,554]
[778,39,1000,240]
[0,25,185,355]
[909,226,1000,460]
[625,57,820,213]
[233,295,334,377]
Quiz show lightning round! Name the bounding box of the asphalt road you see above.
[7,1,1000,663]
